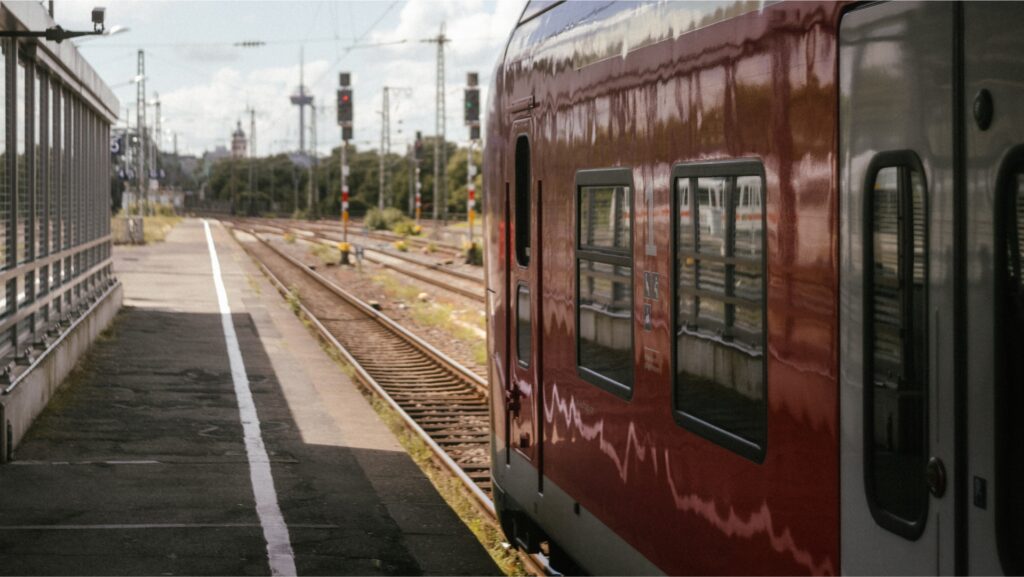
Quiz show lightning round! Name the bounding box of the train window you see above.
[514,135,530,267]
[517,284,531,366]
[576,168,634,399]
[863,152,928,539]
[580,184,630,251]
[997,152,1024,574]
[672,160,766,462]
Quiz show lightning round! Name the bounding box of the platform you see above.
[0,218,498,576]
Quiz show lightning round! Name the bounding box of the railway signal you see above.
[338,72,353,264]
[465,73,480,244]
[464,88,479,123]
[337,88,353,140]
[464,72,480,140]
[414,131,423,222]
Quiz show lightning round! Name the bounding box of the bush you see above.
[365,207,406,231]
[463,240,483,266]
[391,219,421,237]
[394,240,409,252]
[154,203,177,217]
[122,201,177,217]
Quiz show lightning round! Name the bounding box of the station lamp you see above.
[0,6,108,43]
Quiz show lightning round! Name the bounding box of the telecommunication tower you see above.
[290,48,314,156]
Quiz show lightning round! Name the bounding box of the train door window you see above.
[517,284,531,366]
[672,160,766,462]
[576,168,633,399]
[998,151,1024,573]
[515,135,530,267]
[863,152,928,538]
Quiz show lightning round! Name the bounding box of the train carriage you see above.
[483,1,1024,574]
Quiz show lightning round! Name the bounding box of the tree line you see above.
[205,136,482,218]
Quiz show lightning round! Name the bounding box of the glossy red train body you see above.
[484,2,1024,574]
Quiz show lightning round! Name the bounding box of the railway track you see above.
[230,228,493,502]
[229,226,555,577]
[231,219,485,303]
[304,219,468,257]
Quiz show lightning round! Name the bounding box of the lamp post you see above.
[73,24,129,45]
[1,6,109,42]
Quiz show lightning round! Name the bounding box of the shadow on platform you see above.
[0,307,497,576]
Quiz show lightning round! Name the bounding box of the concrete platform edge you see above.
[0,281,123,462]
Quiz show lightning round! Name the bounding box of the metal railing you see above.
[0,30,116,389]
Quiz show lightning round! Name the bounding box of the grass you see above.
[373,273,487,368]
[309,242,339,266]
[246,274,263,295]
[283,232,297,244]
[373,273,421,302]
[286,285,301,314]
[112,215,182,244]
[143,215,183,243]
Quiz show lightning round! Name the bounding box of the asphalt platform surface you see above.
[0,218,498,576]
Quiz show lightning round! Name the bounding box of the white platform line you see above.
[10,460,161,466]
[0,523,340,531]
[203,219,297,577]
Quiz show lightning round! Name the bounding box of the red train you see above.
[483,1,1024,574]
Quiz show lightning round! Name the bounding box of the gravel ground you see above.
[270,235,488,380]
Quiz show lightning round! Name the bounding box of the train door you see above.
[506,121,541,470]
[842,2,1024,573]
[964,3,1024,574]
[839,3,956,573]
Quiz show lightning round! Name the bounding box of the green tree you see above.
[445,146,483,216]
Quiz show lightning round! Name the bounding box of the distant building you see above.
[202,145,230,174]
[198,146,232,200]
[178,155,200,179]
[231,120,247,158]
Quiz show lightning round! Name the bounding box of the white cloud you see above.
[75,1,524,156]
[157,59,332,155]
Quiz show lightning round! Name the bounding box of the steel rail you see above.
[304,219,464,255]
[233,229,493,512]
[361,252,485,303]
[300,224,482,284]
[255,232,485,393]
[231,220,485,303]
[232,228,553,577]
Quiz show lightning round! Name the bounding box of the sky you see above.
[57,0,523,157]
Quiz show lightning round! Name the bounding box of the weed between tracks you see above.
[286,285,302,315]
[309,242,340,266]
[372,273,487,368]
[246,274,263,295]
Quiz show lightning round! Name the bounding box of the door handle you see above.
[927,456,947,498]
[505,386,521,414]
